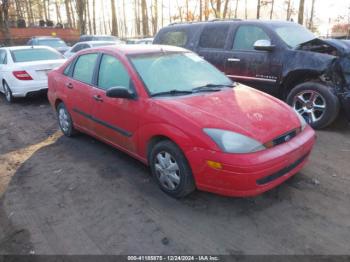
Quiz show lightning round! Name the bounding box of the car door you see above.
[225,24,281,95]
[91,53,140,153]
[65,52,99,133]
[196,24,231,72]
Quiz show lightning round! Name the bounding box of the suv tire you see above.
[287,82,340,129]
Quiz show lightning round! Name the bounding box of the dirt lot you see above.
[0,94,349,255]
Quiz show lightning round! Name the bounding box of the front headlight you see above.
[203,128,266,154]
[296,112,307,130]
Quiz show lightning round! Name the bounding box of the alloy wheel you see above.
[293,90,326,124]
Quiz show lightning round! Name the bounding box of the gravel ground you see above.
[0,94,349,255]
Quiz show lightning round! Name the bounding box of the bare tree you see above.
[210,0,222,18]
[111,0,119,36]
[223,0,230,19]
[298,0,305,25]
[65,0,73,28]
[0,0,12,45]
[257,0,261,19]
[76,0,87,34]
[308,0,316,29]
[92,0,96,34]
[152,0,158,35]
[286,0,292,20]
[234,0,239,18]
[204,0,209,21]
[141,0,149,36]
[270,0,275,19]
[245,0,248,19]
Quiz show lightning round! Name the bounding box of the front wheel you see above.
[286,82,340,129]
[150,140,195,198]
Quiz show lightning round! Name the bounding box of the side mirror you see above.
[106,86,136,99]
[254,39,275,51]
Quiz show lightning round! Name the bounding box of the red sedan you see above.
[48,45,315,198]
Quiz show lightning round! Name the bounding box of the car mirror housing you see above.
[106,86,136,99]
[254,39,275,51]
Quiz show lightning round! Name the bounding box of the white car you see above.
[63,41,117,58]
[0,46,66,103]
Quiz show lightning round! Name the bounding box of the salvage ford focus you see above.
[48,45,315,198]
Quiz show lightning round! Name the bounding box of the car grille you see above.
[264,128,301,149]
[256,153,309,185]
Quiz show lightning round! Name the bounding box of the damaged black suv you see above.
[154,20,350,129]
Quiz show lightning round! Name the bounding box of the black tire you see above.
[57,103,78,137]
[286,82,340,129]
[149,140,196,198]
[3,81,14,103]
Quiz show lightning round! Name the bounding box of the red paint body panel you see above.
[48,45,316,197]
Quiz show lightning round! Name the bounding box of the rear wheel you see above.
[57,103,77,137]
[3,81,14,103]
[150,140,195,198]
[287,82,340,129]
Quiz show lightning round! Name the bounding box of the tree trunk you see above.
[76,0,87,35]
[65,0,73,28]
[0,0,13,46]
[308,0,316,30]
[86,0,92,34]
[270,0,275,19]
[111,0,119,36]
[56,0,62,24]
[134,0,141,36]
[92,0,96,34]
[199,0,203,21]
[123,0,127,36]
[210,0,222,18]
[223,0,230,19]
[257,0,261,19]
[286,0,292,20]
[234,0,239,18]
[152,0,158,35]
[204,0,209,20]
[245,0,248,19]
[298,0,305,25]
[141,0,149,36]
[70,0,76,28]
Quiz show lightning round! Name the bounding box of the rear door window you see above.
[199,25,229,49]
[72,53,99,84]
[233,25,270,51]
[159,31,188,47]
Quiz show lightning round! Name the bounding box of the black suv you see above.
[154,20,350,129]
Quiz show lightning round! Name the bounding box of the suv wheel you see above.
[57,103,77,137]
[150,140,195,198]
[287,82,340,129]
[3,81,14,103]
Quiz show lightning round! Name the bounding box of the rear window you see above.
[37,39,67,48]
[199,25,229,49]
[159,31,188,47]
[72,53,99,84]
[11,48,63,62]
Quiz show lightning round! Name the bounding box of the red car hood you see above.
[156,85,301,143]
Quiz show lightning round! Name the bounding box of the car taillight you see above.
[13,71,33,80]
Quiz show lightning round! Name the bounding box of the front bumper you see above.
[185,126,316,197]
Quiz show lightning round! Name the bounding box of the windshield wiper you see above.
[192,83,235,93]
[151,89,193,97]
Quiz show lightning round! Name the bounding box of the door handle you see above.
[93,95,103,102]
[66,82,73,89]
[227,58,241,62]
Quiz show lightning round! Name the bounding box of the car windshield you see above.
[274,24,316,48]
[11,48,63,62]
[37,39,67,48]
[129,52,233,96]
